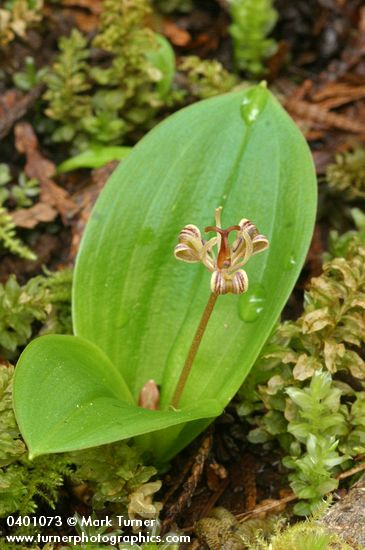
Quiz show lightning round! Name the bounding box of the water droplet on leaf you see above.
[240,82,269,126]
[238,283,266,322]
[284,253,297,271]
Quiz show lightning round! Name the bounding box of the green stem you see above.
[171,292,218,408]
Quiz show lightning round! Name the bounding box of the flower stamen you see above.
[205,225,241,269]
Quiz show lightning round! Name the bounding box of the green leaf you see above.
[72,85,316,456]
[13,335,222,458]
[15,85,317,462]
[57,146,132,173]
[74,86,316,410]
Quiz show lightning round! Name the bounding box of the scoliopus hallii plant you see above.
[13,84,317,465]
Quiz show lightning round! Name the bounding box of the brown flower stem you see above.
[171,292,218,408]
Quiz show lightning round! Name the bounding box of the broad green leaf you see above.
[57,146,132,173]
[13,335,222,458]
[73,86,316,418]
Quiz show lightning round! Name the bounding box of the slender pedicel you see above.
[205,225,241,268]
[171,293,217,408]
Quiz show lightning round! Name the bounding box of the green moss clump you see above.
[179,56,238,99]
[0,275,48,355]
[195,507,278,549]
[195,507,356,550]
[326,148,365,200]
[229,0,278,75]
[43,29,92,143]
[0,363,25,468]
[0,0,43,47]
[237,213,365,515]
[0,163,43,260]
[0,270,72,358]
[69,443,159,514]
[253,517,356,550]
[37,268,73,337]
[43,0,178,150]
[0,207,35,260]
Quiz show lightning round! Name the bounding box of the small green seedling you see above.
[13,84,317,464]
[57,145,132,173]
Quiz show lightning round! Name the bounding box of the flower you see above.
[174,207,269,295]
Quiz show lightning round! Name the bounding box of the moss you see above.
[0,0,43,47]
[229,0,278,75]
[43,0,178,151]
[68,442,159,514]
[237,214,365,514]
[0,207,35,260]
[194,507,356,549]
[326,148,365,200]
[179,56,238,99]
[0,270,72,358]
[43,29,92,143]
[257,518,356,550]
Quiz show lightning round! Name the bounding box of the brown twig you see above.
[181,460,365,532]
[163,432,213,533]
[284,98,365,134]
[336,461,365,481]
[236,461,365,522]
[199,477,230,520]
